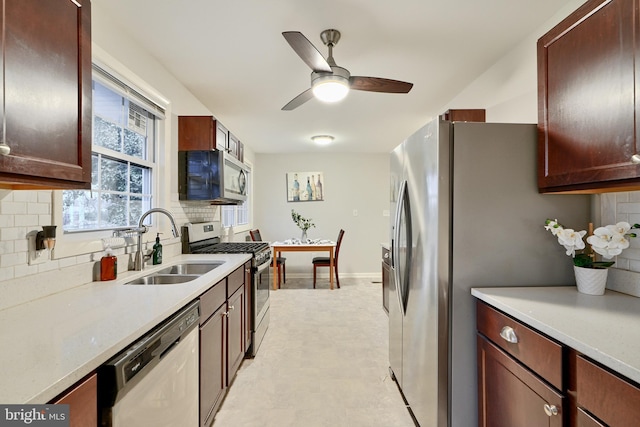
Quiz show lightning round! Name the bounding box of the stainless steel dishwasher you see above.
[99,301,200,427]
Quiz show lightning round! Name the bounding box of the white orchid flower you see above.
[587,228,631,259]
[606,222,632,235]
[557,228,586,257]
[544,219,562,236]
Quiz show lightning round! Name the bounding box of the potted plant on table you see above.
[544,219,639,295]
[291,209,315,242]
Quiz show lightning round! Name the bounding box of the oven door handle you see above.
[255,259,271,275]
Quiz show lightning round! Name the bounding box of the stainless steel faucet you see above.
[133,208,180,271]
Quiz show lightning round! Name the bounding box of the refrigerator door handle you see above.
[393,179,410,314]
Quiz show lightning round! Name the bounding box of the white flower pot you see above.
[574,266,608,296]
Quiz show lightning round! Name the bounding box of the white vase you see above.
[301,230,307,242]
[574,266,608,295]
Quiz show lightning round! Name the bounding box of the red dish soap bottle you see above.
[100,244,117,281]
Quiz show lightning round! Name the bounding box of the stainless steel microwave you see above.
[178,150,248,204]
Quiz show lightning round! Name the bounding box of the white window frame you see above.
[221,161,252,233]
[52,56,170,259]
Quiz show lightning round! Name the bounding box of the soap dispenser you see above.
[100,244,117,281]
[152,233,163,265]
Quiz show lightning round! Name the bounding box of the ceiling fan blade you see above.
[282,31,332,73]
[282,88,314,111]
[349,76,413,93]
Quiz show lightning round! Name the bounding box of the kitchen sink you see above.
[156,262,223,275]
[124,262,223,285]
[125,274,200,285]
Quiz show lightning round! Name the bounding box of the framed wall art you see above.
[286,171,324,202]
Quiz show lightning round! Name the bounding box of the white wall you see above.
[443,0,586,124]
[0,2,229,310]
[253,153,389,277]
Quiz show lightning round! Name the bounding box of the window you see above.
[62,66,164,232]
[221,167,251,230]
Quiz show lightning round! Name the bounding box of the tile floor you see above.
[212,276,416,427]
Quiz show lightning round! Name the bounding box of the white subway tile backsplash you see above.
[617,202,640,214]
[0,202,27,215]
[0,191,219,309]
[0,267,13,282]
[0,227,26,241]
[27,203,49,215]
[14,215,39,227]
[605,191,640,275]
[12,191,38,203]
[1,252,26,268]
[37,191,52,204]
[0,215,13,228]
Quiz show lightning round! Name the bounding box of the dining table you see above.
[271,240,337,290]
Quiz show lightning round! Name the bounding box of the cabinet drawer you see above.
[576,355,640,426]
[577,408,605,427]
[200,279,226,323]
[477,335,564,427]
[227,265,245,297]
[476,301,563,390]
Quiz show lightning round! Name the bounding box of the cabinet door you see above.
[51,373,97,427]
[215,121,228,152]
[0,0,92,189]
[576,355,640,426]
[227,286,245,383]
[178,116,215,151]
[200,304,227,427]
[477,335,564,427]
[228,132,239,158]
[538,0,640,192]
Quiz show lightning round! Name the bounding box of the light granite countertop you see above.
[0,253,251,404]
[472,286,640,384]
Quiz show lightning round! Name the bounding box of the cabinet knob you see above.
[543,404,558,417]
[632,154,640,164]
[229,305,235,311]
[499,326,518,344]
[222,311,229,317]
[0,143,10,156]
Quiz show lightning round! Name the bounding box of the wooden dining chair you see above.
[313,229,345,289]
[250,229,286,288]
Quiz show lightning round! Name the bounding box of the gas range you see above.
[182,222,272,267]
[182,221,271,358]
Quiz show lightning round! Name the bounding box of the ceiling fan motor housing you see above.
[311,65,350,86]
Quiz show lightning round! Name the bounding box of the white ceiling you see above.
[95,0,574,154]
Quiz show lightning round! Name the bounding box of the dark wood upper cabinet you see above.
[179,115,229,152]
[538,0,640,193]
[0,0,92,189]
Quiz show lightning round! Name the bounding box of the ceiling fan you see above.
[281,29,414,111]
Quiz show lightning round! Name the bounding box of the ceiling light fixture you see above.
[311,135,334,145]
[311,66,350,103]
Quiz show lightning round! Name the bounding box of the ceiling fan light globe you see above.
[312,79,349,103]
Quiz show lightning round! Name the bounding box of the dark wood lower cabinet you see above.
[576,355,640,426]
[477,335,564,427]
[227,286,245,382]
[199,265,249,427]
[51,372,97,427]
[577,409,606,427]
[200,302,226,427]
[478,300,640,427]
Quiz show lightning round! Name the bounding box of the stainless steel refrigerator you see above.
[388,117,590,426]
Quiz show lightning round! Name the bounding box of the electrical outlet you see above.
[383,210,390,217]
[353,209,358,216]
